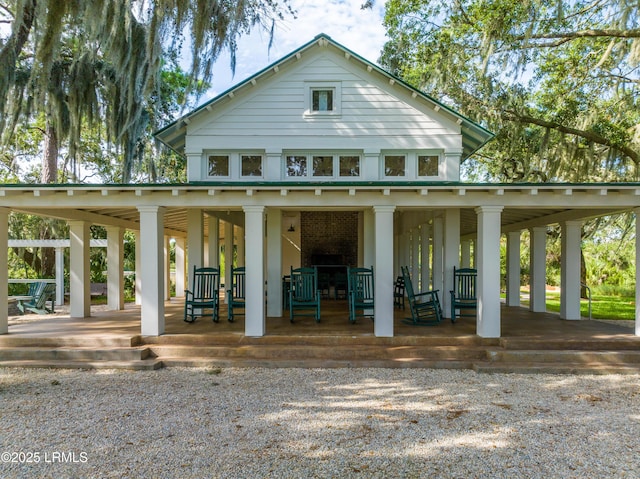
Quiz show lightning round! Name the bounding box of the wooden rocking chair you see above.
[184,266,220,323]
[450,267,477,322]
[401,266,442,326]
[347,266,374,323]
[288,266,321,323]
[227,266,245,322]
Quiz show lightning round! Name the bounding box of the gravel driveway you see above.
[1,367,639,478]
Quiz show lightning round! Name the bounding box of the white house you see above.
[2,34,640,338]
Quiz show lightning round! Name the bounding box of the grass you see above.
[514,289,635,321]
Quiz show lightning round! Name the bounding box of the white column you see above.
[134,230,141,305]
[174,236,186,297]
[411,227,420,281]
[475,206,503,338]
[432,216,444,296]
[55,247,65,306]
[223,221,234,301]
[244,206,265,336]
[267,208,283,317]
[374,206,395,337]
[164,235,171,301]
[560,220,582,320]
[530,227,547,312]
[363,209,375,268]
[401,231,410,271]
[506,231,521,307]
[0,208,8,334]
[106,226,124,310]
[635,208,640,336]
[207,217,219,268]
[443,209,461,319]
[236,226,245,266]
[461,240,472,268]
[138,206,165,336]
[186,209,204,283]
[420,223,431,290]
[69,220,91,318]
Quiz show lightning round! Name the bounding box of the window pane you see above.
[242,155,262,177]
[339,156,360,176]
[313,156,333,176]
[208,155,229,176]
[418,155,439,176]
[385,155,405,176]
[286,156,307,177]
[312,90,333,111]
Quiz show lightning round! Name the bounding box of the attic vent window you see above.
[305,82,341,117]
[312,89,333,111]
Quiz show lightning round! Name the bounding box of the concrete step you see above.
[0,336,139,348]
[487,349,640,364]
[499,338,640,351]
[0,346,151,362]
[474,361,640,375]
[0,358,162,370]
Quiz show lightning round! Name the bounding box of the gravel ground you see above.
[1,368,639,478]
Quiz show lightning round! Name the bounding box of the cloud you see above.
[204,0,387,100]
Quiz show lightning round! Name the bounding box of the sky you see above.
[202,0,388,102]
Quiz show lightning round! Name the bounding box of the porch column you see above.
[106,226,124,310]
[635,208,640,336]
[432,216,444,296]
[443,209,461,319]
[363,209,375,267]
[69,220,91,318]
[164,235,171,301]
[267,208,283,317]
[475,206,503,338]
[0,208,8,334]
[55,247,65,306]
[223,221,234,301]
[138,206,165,336]
[530,227,547,312]
[186,209,204,283]
[420,223,431,290]
[236,226,245,266]
[373,206,395,337]
[506,230,521,307]
[411,227,420,280]
[244,206,265,336]
[134,230,141,305]
[207,217,219,268]
[174,237,186,297]
[461,240,472,268]
[560,220,582,320]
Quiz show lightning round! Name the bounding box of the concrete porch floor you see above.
[3,297,637,342]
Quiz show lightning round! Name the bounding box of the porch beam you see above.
[475,206,503,338]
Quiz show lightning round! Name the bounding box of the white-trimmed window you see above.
[305,82,341,117]
[417,154,440,177]
[241,154,263,177]
[384,155,406,177]
[208,155,230,177]
[284,151,361,179]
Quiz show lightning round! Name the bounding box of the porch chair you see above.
[19,282,56,314]
[393,275,405,310]
[288,266,321,323]
[347,266,375,323]
[227,266,245,322]
[450,266,477,322]
[184,266,220,323]
[401,266,442,326]
[334,271,348,300]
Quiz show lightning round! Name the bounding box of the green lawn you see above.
[518,291,635,321]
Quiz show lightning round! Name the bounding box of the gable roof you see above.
[155,33,494,160]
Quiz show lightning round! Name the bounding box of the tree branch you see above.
[502,110,640,164]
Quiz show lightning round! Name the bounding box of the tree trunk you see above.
[42,120,58,183]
